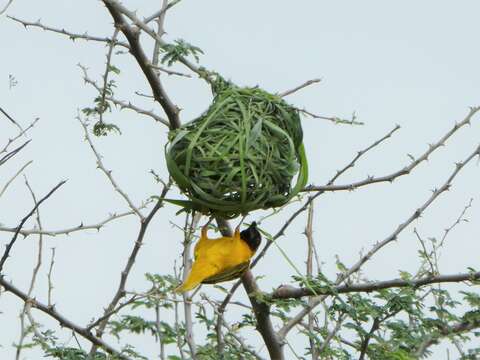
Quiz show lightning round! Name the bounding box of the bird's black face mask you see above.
[240,222,262,252]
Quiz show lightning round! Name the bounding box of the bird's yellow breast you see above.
[194,232,254,272]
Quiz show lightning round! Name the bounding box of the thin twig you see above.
[16,177,44,360]
[79,65,169,126]
[155,304,166,360]
[202,294,266,360]
[86,294,140,331]
[149,64,192,78]
[358,318,380,360]
[102,0,181,128]
[305,107,480,192]
[173,265,186,359]
[278,142,480,337]
[144,0,182,24]
[319,314,346,354]
[215,218,285,360]
[218,123,400,326]
[415,317,480,357]
[300,108,364,125]
[47,248,56,307]
[89,182,171,354]
[0,180,66,272]
[102,0,209,83]
[7,16,130,48]
[0,140,30,167]
[78,117,144,219]
[0,277,130,359]
[279,78,321,97]
[0,160,32,199]
[0,208,141,237]
[98,28,119,125]
[305,202,319,360]
[0,106,23,132]
[181,212,200,359]
[1,117,38,155]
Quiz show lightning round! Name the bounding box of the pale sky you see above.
[1,1,480,358]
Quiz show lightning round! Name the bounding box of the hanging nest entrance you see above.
[165,79,308,219]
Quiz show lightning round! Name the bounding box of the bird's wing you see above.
[175,259,220,293]
[201,261,250,284]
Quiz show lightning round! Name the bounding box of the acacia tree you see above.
[1,1,480,359]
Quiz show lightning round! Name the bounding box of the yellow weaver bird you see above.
[175,222,261,293]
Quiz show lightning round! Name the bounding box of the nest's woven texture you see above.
[165,82,308,219]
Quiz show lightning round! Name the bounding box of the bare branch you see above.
[439,197,473,248]
[180,212,200,359]
[214,218,285,360]
[299,108,365,126]
[149,64,192,78]
[0,140,30,167]
[0,277,130,359]
[202,294,266,360]
[305,106,480,192]
[47,248,56,307]
[173,266,186,359]
[279,78,322,97]
[242,270,285,360]
[218,124,400,324]
[102,0,208,83]
[7,16,130,48]
[86,293,140,331]
[327,125,401,185]
[305,202,319,360]
[278,142,480,337]
[0,106,23,132]
[0,208,140,237]
[144,0,183,24]
[101,0,181,128]
[0,180,66,273]
[0,160,32,199]
[89,182,171,353]
[78,117,144,219]
[16,177,44,360]
[0,0,14,15]
[1,118,39,155]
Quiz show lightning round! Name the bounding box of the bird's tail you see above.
[174,261,218,293]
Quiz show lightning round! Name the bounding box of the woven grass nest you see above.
[165,80,308,219]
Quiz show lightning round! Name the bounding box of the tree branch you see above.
[305,106,480,192]
[0,106,23,132]
[278,141,480,337]
[415,317,480,357]
[7,15,130,49]
[279,78,322,97]
[1,117,38,155]
[101,0,181,129]
[78,117,144,219]
[215,218,285,360]
[0,208,141,237]
[0,277,130,359]
[101,0,209,82]
[89,182,170,352]
[217,123,401,327]
[0,140,30,167]
[0,160,32,199]
[79,64,169,126]
[0,180,66,273]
